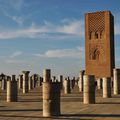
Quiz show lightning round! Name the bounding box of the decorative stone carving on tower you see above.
[85,11,115,77]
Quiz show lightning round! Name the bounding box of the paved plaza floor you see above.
[0,86,120,120]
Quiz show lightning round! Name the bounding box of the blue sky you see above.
[0,0,120,77]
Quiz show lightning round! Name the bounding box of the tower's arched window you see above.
[95,31,99,39]
[89,47,100,60]
[89,32,92,40]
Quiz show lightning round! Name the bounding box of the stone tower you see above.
[85,11,115,77]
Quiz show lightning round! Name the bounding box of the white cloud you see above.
[34,47,84,58]
[5,50,24,64]
[10,51,23,58]
[57,20,84,36]
[0,19,84,39]
[2,51,25,64]
[1,8,24,25]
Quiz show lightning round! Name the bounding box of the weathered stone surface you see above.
[0,73,7,90]
[7,75,18,102]
[63,78,71,94]
[78,70,85,92]
[83,75,95,104]
[22,71,30,94]
[31,74,38,88]
[18,75,23,89]
[97,78,102,89]
[102,77,111,98]
[58,75,63,89]
[42,69,60,117]
[113,69,120,95]
[29,77,33,90]
[85,11,115,77]
[43,69,51,82]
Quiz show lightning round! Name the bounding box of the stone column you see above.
[7,75,18,102]
[37,75,41,86]
[83,75,95,104]
[43,69,51,117]
[38,77,43,86]
[29,76,33,90]
[22,71,30,94]
[113,69,120,95]
[43,69,60,117]
[0,79,2,89]
[58,75,63,89]
[7,76,11,102]
[1,74,7,90]
[97,78,102,89]
[12,75,18,102]
[52,76,56,82]
[51,82,60,116]
[43,69,51,83]
[71,77,75,89]
[35,74,38,87]
[32,74,37,88]
[18,75,23,89]
[2,78,7,90]
[102,77,111,98]
[31,75,34,88]
[63,78,71,94]
[78,70,84,92]
[39,77,43,86]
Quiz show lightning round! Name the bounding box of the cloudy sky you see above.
[0,0,120,77]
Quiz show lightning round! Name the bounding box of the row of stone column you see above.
[83,75,112,104]
[84,75,112,104]
[78,69,120,96]
[98,69,120,95]
[42,74,77,95]
[0,71,42,102]
[18,72,43,92]
[0,69,61,117]
[1,68,120,118]
[0,72,43,94]
[1,68,120,95]
[42,69,105,117]
[42,69,113,117]
[0,74,18,102]
[58,69,120,111]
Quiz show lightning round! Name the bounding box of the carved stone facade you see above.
[85,11,115,77]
